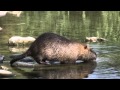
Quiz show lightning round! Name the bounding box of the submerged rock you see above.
[0,66,14,78]
[0,70,13,77]
[85,37,107,43]
[1,66,9,70]
[0,11,22,17]
[9,47,28,53]
[20,57,34,62]
[8,36,35,46]
[0,55,5,63]
[0,27,2,31]
[9,54,22,58]
[10,54,34,62]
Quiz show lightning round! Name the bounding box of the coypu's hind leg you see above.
[33,55,43,64]
[60,61,66,64]
[60,60,76,64]
[33,55,50,65]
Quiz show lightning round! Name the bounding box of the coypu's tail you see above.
[10,52,28,67]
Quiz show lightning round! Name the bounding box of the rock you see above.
[8,36,35,46]
[0,27,3,31]
[0,11,8,17]
[0,70,13,77]
[1,66,9,70]
[10,54,34,62]
[0,55,5,63]
[9,47,28,53]
[0,65,14,77]
[20,57,34,62]
[11,62,35,68]
[7,11,22,17]
[0,11,22,17]
[85,37,107,42]
[9,54,21,58]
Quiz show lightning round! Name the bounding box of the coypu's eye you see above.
[84,45,87,49]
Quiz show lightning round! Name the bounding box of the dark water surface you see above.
[0,11,120,79]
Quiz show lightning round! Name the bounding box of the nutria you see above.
[0,11,22,17]
[10,32,97,67]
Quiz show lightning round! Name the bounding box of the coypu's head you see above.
[79,44,97,62]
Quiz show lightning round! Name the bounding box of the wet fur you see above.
[10,33,97,67]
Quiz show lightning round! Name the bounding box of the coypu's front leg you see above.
[33,56,50,65]
[60,60,76,64]
[33,55,43,64]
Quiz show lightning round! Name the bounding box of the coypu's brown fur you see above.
[10,33,97,67]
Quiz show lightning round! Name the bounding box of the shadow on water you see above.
[11,61,97,79]
[8,46,29,53]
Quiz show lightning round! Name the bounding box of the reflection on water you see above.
[11,61,97,79]
[9,46,28,53]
